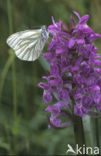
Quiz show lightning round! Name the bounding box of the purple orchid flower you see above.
[38,11,101,128]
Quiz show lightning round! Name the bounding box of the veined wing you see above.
[6,29,44,61]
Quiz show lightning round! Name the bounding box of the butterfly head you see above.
[41,25,49,41]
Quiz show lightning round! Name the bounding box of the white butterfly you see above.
[6,25,49,61]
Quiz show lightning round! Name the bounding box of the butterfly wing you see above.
[7,29,46,61]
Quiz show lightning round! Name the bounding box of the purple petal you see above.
[51,16,56,25]
[68,38,75,48]
[43,91,52,104]
[74,104,88,117]
[50,115,61,127]
[73,11,80,19]
[38,82,49,90]
[76,38,85,44]
[58,89,69,100]
[80,15,89,24]
[89,33,101,41]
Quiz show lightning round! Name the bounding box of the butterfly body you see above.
[7,25,49,61]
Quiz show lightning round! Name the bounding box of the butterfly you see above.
[6,25,49,61]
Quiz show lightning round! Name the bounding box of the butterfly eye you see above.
[41,25,47,30]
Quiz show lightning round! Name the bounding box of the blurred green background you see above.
[0,0,101,155]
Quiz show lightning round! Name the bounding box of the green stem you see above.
[7,0,13,34]
[73,115,86,155]
[12,60,17,119]
[95,119,100,148]
[7,0,17,153]
[0,50,14,102]
[7,0,17,120]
